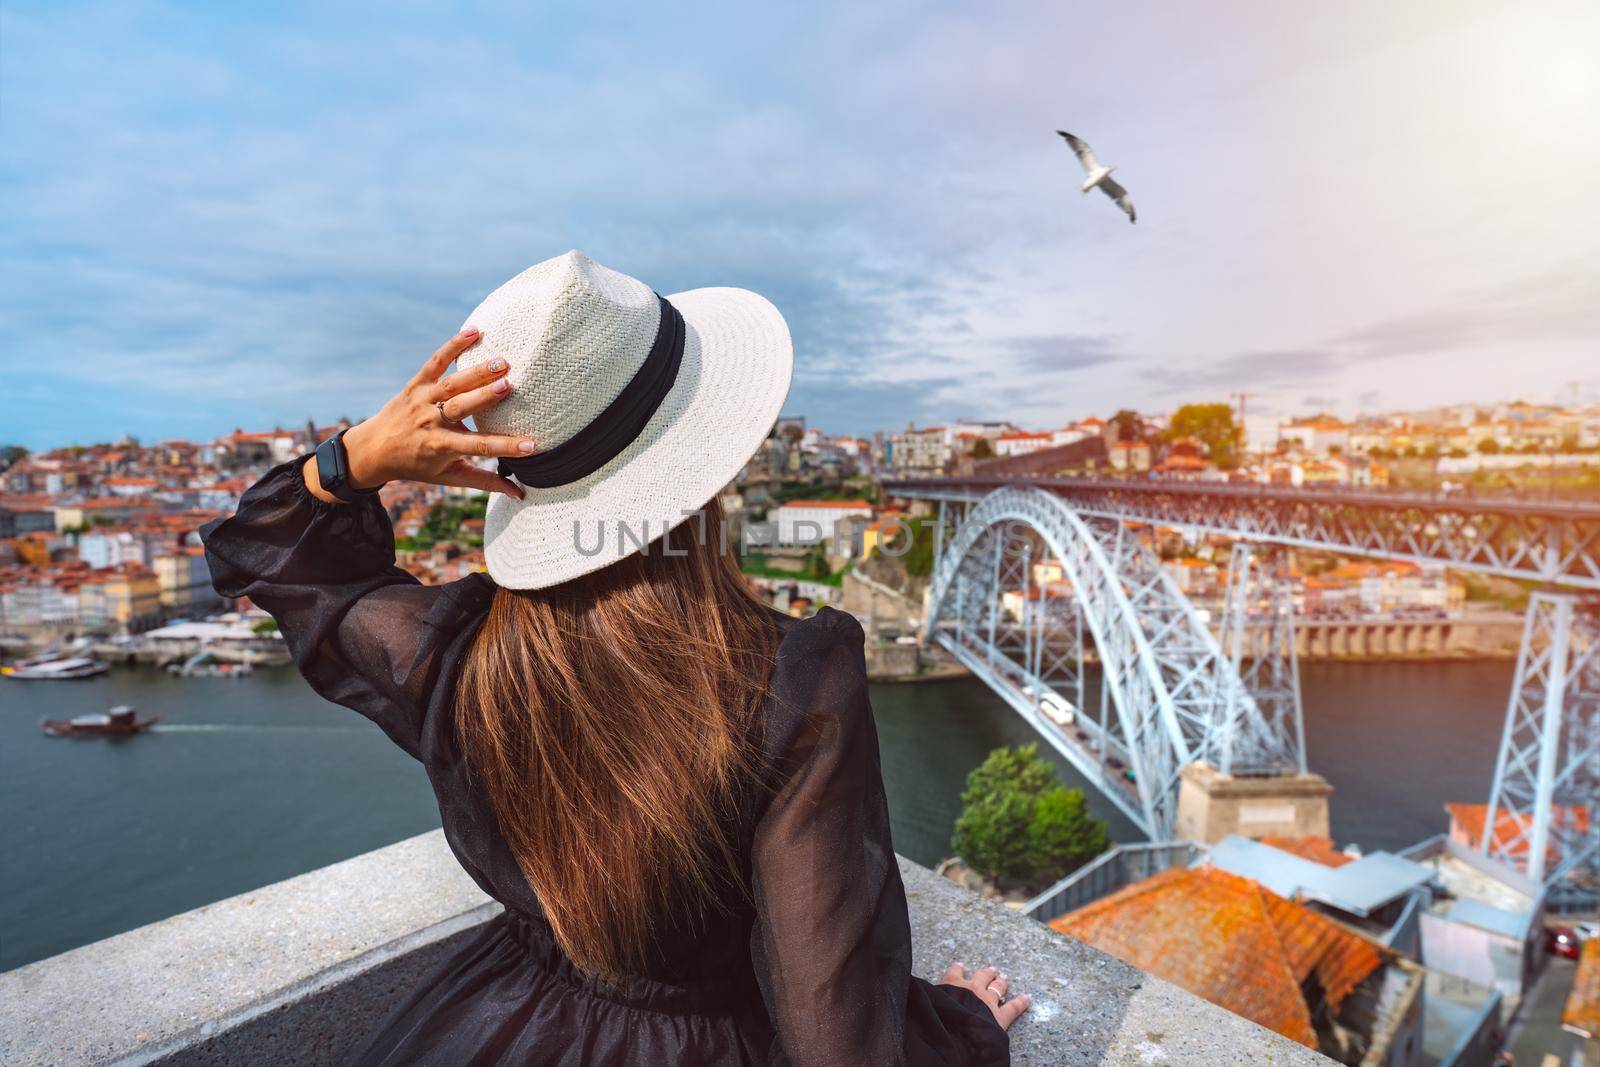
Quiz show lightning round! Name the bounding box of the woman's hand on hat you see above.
[304,326,537,503]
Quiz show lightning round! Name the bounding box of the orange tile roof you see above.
[1259,836,1355,868]
[1050,867,1384,1048]
[780,499,873,509]
[1446,802,1590,858]
[1565,936,1600,1038]
[2,494,56,509]
[71,498,139,510]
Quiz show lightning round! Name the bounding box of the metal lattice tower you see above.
[1217,544,1308,775]
[922,487,1286,839]
[1482,592,1600,908]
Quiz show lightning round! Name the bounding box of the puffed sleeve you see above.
[750,609,1010,1065]
[198,455,458,760]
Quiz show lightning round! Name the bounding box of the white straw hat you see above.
[456,250,792,590]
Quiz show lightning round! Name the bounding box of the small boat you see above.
[42,704,161,738]
[2,656,110,680]
[167,650,254,678]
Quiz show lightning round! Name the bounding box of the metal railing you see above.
[1021,841,1206,924]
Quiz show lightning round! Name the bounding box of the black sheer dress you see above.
[199,457,1009,1066]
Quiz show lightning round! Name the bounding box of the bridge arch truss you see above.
[923,487,1298,839]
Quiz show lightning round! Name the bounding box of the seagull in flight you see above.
[1056,130,1136,224]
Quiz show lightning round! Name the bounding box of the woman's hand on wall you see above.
[936,962,1031,1031]
[304,326,535,503]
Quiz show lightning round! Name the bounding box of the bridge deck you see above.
[887,475,1600,518]
[935,632,1148,832]
[889,476,1600,590]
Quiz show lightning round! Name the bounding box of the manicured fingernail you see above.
[493,379,510,394]
[488,358,506,372]
[518,439,536,452]
[460,326,479,338]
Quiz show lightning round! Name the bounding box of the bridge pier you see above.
[1174,762,1334,845]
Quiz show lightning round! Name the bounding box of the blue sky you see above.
[2,0,1596,450]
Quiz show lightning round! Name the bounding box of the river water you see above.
[0,659,1515,970]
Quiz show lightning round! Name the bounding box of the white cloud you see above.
[1,0,1596,448]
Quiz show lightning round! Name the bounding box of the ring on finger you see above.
[435,400,462,426]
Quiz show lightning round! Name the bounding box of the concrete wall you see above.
[1417,912,1530,1001]
[1291,617,1523,660]
[1,830,1334,1067]
[863,641,920,677]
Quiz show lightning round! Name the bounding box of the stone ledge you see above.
[0,830,1331,1065]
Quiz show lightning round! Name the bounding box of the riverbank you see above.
[1,631,292,670]
[861,631,1521,685]
[868,661,969,683]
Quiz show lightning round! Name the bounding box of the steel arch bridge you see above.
[895,476,1600,908]
[922,486,1302,839]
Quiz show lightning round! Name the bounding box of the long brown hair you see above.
[454,498,777,980]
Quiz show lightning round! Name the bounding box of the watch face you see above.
[317,440,344,489]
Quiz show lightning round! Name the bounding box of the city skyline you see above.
[2,0,1596,451]
[11,391,1596,456]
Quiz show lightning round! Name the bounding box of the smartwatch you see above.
[314,429,385,503]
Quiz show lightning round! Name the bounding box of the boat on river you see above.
[167,650,253,678]
[42,704,161,738]
[2,656,110,680]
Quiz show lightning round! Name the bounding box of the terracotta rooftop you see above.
[1447,801,1590,860]
[1050,866,1384,1048]
[778,499,873,509]
[1258,836,1356,869]
[1564,935,1600,1038]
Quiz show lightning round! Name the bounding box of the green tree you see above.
[422,503,464,543]
[951,743,1111,889]
[1109,409,1143,443]
[804,543,833,581]
[1168,403,1238,468]
[879,517,936,578]
[971,437,995,460]
[1026,787,1112,885]
[252,618,280,634]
